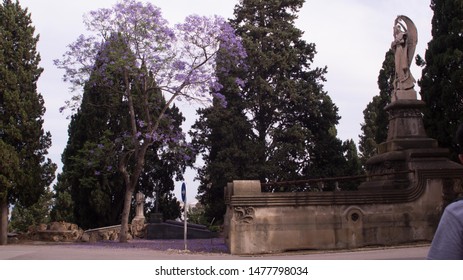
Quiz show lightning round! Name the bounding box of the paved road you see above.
[0,242,429,260]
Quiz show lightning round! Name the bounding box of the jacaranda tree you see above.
[55,0,245,242]
[53,33,188,229]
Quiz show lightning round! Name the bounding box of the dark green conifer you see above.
[231,0,342,181]
[191,45,257,223]
[359,49,394,166]
[0,0,56,244]
[192,0,348,221]
[418,0,463,160]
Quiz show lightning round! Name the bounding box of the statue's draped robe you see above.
[392,16,417,92]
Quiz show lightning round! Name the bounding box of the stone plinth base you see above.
[378,138,438,154]
[392,89,417,102]
[130,217,145,239]
[385,99,428,141]
[361,99,445,190]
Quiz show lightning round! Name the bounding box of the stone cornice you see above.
[226,168,463,207]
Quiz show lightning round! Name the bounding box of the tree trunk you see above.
[0,196,8,245]
[119,187,134,243]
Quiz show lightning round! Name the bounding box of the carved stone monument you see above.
[130,192,146,238]
[223,15,463,255]
[361,15,453,190]
[134,192,145,219]
[391,15,418,101]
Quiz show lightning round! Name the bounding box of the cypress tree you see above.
[418,0,463,160]
[191,46,257,223]
[9,187,53,232]
[359,49,394,166]
[0,0,56,244]
[53,35,129,228]
[341,139,363,190]
[231,0,342,181]
[192,0,347,220]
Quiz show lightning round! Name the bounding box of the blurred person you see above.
[427,124,463,260]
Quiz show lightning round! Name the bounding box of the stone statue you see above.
[391,15,418,100]
[134,192,145,219]
[130,192,146,238]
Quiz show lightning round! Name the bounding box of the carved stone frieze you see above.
[366,160,406,176]
[388,108,423,120]
[233,207,255,224]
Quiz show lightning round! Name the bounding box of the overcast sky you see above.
[18,0,433,202]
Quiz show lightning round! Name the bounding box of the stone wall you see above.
[24,221,145,243]
[27,222,84,242]
[224,168,463,254]
[81,225,133,242]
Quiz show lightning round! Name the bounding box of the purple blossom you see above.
[55,2,247,189]
[145,132,159,142]
[211,81,223,92]
[236,78,245,87]
[172,60,186,71]
[218,21,247,60]
[174,73,187,82]
[212,92,227,108]
[137,120,146,128]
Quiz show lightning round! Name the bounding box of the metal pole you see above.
[184,198,187,251]
[181,182,187,251]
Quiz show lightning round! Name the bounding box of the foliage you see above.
[341,139,363,190]
[55,0,245,241]
[9,188,53,233]
[358,49,394,166]
[191,44,257,223]
[55,1,246,114]
[192,0,349,221]
[137,103,188,221]
[187,203,208,225]
[54,33,193,229]
[50,174,74,223]
[418,0,463,160]
[231,0,343,181]
[0,0,56,244]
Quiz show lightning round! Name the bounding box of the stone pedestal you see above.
[360,98,451,190]
[133,192,145,220]
[392,89,418,102]
[130,218,145,238]
[130,192,146,238]
[379,99,436,152]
